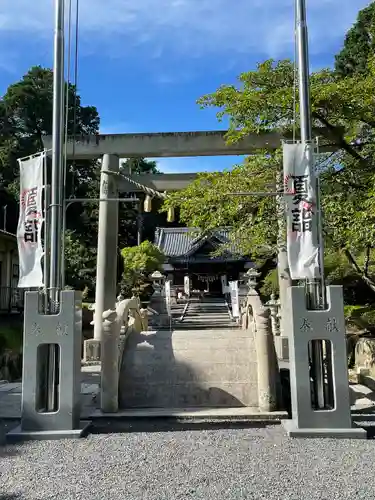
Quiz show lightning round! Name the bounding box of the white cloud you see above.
[0,0,370,60]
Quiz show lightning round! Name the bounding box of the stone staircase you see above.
[119,298,258,409]
[175,297,235,330]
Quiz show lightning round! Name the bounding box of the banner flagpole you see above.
[43,150,51,311]
[295,0,326,410]
[44,0,65,413]
[49,0,65,307]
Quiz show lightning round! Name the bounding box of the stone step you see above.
[125,347,256,366]
[119,381,258,408]
[128,334,255,352]
[175,323,235,330]
[121,360,257,384]
[119,297,256,410]
[91,407,287,421]
[141,329,251,339]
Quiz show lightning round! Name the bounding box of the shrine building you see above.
[154,227,253,296]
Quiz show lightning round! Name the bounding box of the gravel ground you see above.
[0,421,375,500]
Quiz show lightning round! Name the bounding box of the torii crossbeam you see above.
[42,128,339,160]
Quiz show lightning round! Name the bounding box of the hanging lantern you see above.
[144,195,152,213]
[167,206,175,223]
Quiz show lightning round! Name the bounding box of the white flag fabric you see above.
[220,275,227,295]
[165,280,171,316]
[283,143,320,280]
[17,154,45,288]
[229,280,240,318]
[184,275,190,296]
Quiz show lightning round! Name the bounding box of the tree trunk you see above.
[344,248,375,294]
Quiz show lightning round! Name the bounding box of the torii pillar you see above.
[84,154,119,362]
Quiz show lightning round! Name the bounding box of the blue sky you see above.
[0,0,370,173]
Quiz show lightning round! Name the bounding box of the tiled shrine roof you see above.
[154,227,247,263]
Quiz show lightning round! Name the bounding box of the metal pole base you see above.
[282,419,366,439]
[286,285,367,439]
[16,291,85,441]
[6,421,91,443]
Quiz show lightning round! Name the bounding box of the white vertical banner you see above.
[283,143,320,280]
[17,153,45,288]
[220,274,227,294]
[165,279,171,316]
[229,280,239,318]
[184,275,190,296]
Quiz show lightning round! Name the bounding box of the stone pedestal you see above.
[101,310,119,413]
[83,338,101,363]
[7,291,90,442]
[355,338,375,372]
[148,291,171,328]
[255,307,278,412]
[274,336,289,361]
[281,286,366,439]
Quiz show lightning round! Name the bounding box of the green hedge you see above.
[344,305,375,331]
[0,325,23,354]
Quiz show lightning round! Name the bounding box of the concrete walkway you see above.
[1,363,375,420]
[0,365,100,419]
[119,298,255,409]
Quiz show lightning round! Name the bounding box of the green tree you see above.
[164,59,372,244]
[335,2,375,76]
[116,157,161,248]
[120,240,164,299]
[121,157,160,174]
[0,66,101,291]
[0,66,100,232]
[68,157,161,252]
[0,66,99,190]
[163,54,375,295]
[164,152,279,259]
[63,230,97,294]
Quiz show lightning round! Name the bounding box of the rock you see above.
[355,337,375,370]
[0,349,22,382]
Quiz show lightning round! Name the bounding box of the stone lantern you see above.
[150,270,165,295]
[244,268,261,291]
[266,293,281,337]
[148,270,170,328]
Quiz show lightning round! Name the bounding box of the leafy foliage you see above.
[163,152,280,259]
[0,66,99,192]
[121,157,160,175]
[0,68,167,292]
[335,2,375,77]
[165,51,375,277]
[344,305,375,333]
[0,66,101,291]
[162,3,375,302]
[120,241,164,299]
[4,2,375,306]
[116,157,162,248]
[259,268,279,299]
[63,230,97,295]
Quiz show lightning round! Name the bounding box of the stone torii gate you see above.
[43,128,337,361]
[43,128,365,440]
